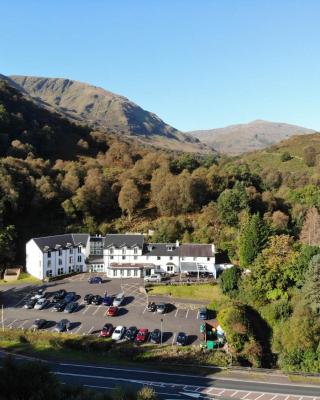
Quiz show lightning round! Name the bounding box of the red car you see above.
[106,306,118,317]
[100,323,113,337]
[135,328,149,343]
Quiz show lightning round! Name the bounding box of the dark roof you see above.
[32,233,90,252]
[104,234,144,249]
[90,236,104,242]
[180,244,214,258]
[144,243,179,257]
[89,255,104,264]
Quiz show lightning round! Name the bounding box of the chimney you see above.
[211,243,215,254]
[176,240,180,248]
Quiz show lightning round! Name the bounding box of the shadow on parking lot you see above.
[162,331,173,343]
[44,320,56,329]
[117,308,128,316]
[76,304,86,312]
[165,303,176,313]
[69,321,81,331]
[187,334,198,345]
[122,296,134,306]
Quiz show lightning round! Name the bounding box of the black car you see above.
[84,293,94,304]
[91,295,102,305]
[23,298,37,309]
[53,300,67,312]
[52,289,66,303]
[64,301,78,313]
[150,329,162,344]
[124,326,138,341]
[31,318,47,330]
[54,319,71,332]
[64,292,76,303]
[176,332,188,346]
[156,303,167,314]
[147,302,156,312]
[198,307,208,320]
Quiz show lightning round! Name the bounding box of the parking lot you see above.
[0,273,209,345]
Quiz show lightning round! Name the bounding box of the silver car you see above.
[113,292,125,307]
[34,298,49,310]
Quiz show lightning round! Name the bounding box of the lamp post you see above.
[160,318,163,345]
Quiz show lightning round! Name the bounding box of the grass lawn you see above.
[0,272,41,285]
[147,283,228,310]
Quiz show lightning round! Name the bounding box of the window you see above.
[110,247,114,255]
[134,247,138,254]
[57,267,64,275]
[77,255,82,262]
[169,256,173,260]
[47,260,51,267]
[113,270,117,277]
[58,249,62,256]
[134,270,138,277]
[78,246,81,253]
[207,257,210,261]
[46,270,53,278]
[69,248,73,254]
[181,257,185,261]
[122,247,126,255]
[167,246,173,251]
[58,258,62,266]
[157,256,161,260]
[122,256,126,260]
[167,266,174,272]
[69,266,74,273]
[193,257,197,261]
[69,256,73,263]
[127,270,131,277]
[110,255,114,260]
[47,251,51,258]
[134,255,138,260]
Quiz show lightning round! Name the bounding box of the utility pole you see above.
[1,304,4,332]
[160,318,163,345]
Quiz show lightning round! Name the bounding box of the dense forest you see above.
[0,79,319,372]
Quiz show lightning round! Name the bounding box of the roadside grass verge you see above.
[0,272,41,285]
[0,328,230,368]
[147,283,228,310]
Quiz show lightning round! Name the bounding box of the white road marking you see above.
[255,394,265,400]
[185,309,189,319]
[87,326,94,335]
[18,320,28,329]
[171,333,176,345]
[230,391,239,398]
[82,305,91,315]
[74,324,82,334]
[7,319,17,328]
[196,311,200,319]
[174,309,179,317]
[270,396,277,400]
[142,306,147,314]
[92,305,101,316]
[241,392,251,399]
[217,389,225,396]
[13,295,29,307]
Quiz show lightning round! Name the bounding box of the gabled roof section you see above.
[104,234,144,249]
[144,243,179,256]
[32,233,90,252]
[180,244,214,258]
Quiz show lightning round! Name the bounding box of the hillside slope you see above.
[189,120,314,155]
[8,75,211,154]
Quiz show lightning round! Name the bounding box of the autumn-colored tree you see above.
[299,207,320,245]
[271,210,289,231]
[118,179,141,219]
[303,146,317,167]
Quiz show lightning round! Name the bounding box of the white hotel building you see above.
[26,233,217,280]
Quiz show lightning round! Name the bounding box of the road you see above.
[3,352,317,400]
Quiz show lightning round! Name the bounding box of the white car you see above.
[31,289,46,300]
[144,274,162,283]
[34,298,49,310]
[112,325,126,341]
[113,293,125,307]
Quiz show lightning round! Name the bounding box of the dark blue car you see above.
[103,295,113,306]
[88,276,103,284]
[198,307,208,320]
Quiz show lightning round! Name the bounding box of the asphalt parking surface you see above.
[0,273,209,344]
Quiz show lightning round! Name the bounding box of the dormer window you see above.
[167,246,173,251]
[122,247,126,255]
[109,247,114,255]
[78,246,81,253]
[134,247,138,254]
[47,251,51,258]
[147,245,153,252]
[58,249,62,256]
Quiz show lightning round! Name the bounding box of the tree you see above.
[280,152,292,162]
[118,179,141,219]
[302,254,320,314]
[217,183,249,226]
[303,146,317,167]
[152,217,186,242]
[220,266,241,294]
[300,207,320,245]
[0,225,16,269]
[271,210,289,231]
[239,214,269,267]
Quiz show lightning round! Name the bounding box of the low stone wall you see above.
[3,268,21,282]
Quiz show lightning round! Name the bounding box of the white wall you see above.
[26,239,43,280]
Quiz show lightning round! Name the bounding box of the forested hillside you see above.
[0,79,319,372]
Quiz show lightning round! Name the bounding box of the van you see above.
[144,274,162,283]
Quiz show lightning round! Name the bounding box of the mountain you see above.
[188,120,315,155]
[7,75,211,154]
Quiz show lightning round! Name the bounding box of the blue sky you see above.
[1,0,320,131]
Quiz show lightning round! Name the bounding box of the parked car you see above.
[102,295,113,306]
[84,294,94,304]
[113,293,125,307]
[53,300,67,312]
[31,288,46,300]
[64,301,78,313]
[106,306,118,317]
[144,274,162,283]
[52,289,66,303]
[64,292,76,303]
[31,318,47,330]
[54,319,71,333]
[34,298,49,310]
[124,326,138,341]
[176,332,188,346]
[150,329,162,344]
[156,303,167,314]
[99,323,113,338]
[88,276,102,284]
[198,307,208,320]
[135,328,149,343]
[91,295,102,305]
[112,325,126,341]
[147,302,156,312]
[24,299,37,309]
